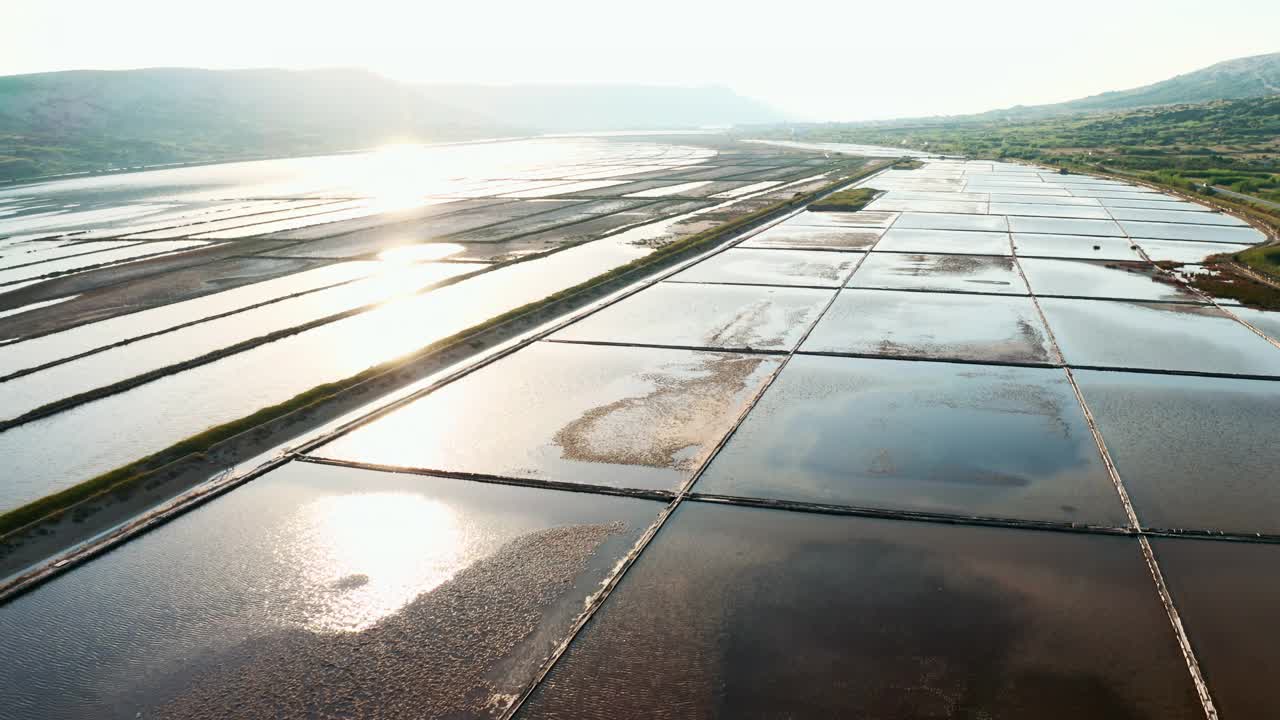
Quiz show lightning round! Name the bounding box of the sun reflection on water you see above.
[278,492,471,633]
[378,243,465,263]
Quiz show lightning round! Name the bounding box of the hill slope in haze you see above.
[0,68,496,180]
[0,68,780,180]
[984,51,1280,120]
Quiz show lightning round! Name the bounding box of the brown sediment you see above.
[891,254,1012,278]
[705,300,776,348]
[553,353,769,472]
[148,523,624,720]
[871,321,1054,365]
[782,261,845,283]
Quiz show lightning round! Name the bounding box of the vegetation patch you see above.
[1170,248,1280,309]
[0,160,892,540]
[809,187,880,212]
[892,159,925,170]
[756,95,1280,205]
[1236,244,1280,281]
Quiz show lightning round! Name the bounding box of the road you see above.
[1204,183,1280,212]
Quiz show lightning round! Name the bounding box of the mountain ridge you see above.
[977,51,1280,121]
[0,67,781,180]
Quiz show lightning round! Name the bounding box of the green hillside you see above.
[983,51,1280,120]
[754,95,1280,203]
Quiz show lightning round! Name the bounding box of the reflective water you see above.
[786,210,899,228]
[849,253,1026,294]
[1106,207,1246,226]
[624,180,712,198]
[0,461,661,719]
[0,139,714,210]
[988,202,1112,219]
[700,355,1122,523]
[1018,258,1202,303]
[967,185,1070,197]
[0,296,76,322]
[745,139,930,158]
[192,202,433,239]
[0,263,475,421]
[1118,221,1264,244]
[1076,370,1280,534]
[1012,233,1141,261]
[1097,197,1213,212]
[1040,298,1280,375]
[315,342,780,491]
[1007,216,1124,237]
[0,240,208,285]
[987,193,1103,206]
[1067,189,1168,200]
[0,261,383,377]
[519,503,1199,719]
[1153,538,1280,718]
[802,290,1054,364]
[0,240,142,269]
[708,180,781,199]
[504,179,629,198]
[874,229,1012,255]
[125,200,362,239]
[668,248,860,288]
[895,212,1009,232]
[738,224,883,251]
[866,198,988,214]
[1136,239,1253,264]
[551,282,833,351]
[1234,307,1280,343]
[0,233,657,509]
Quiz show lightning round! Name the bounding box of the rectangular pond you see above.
[551,282,833,352]
[697,355,1124,525]
[801,290,1054,364]
[518,502,1199,719]
[1039,298,1280,376]
[1075,370,1280,535]
[313,342,780,491]
[849,253,1026,295]
[0,461,661,719]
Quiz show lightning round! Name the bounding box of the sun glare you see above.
[378,243,465,264]
[279,492,470,633]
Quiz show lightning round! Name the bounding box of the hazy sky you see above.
[6,0,1278,120]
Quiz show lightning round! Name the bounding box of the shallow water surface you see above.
[0,461,661,719]
[802,290,1054,364]
[698,355,1123,524]
[518,503,1200,718]
[315,341,780,490]
[552,282,833,351]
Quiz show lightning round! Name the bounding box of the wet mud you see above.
[554,353,769,472]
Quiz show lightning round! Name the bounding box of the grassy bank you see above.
[809,187,880,212]
[0,159,891,540]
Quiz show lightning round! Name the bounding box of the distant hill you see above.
[0,68,780,180]
[983,51,1280,120]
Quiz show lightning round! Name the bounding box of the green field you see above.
[752,96,1280,204]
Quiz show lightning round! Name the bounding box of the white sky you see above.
[6,0,1278,121]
